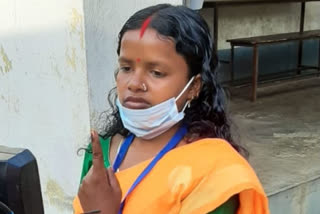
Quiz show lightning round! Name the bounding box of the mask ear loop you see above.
[175,76,195,101]
[181,99,191,112]
[176,76,195,113]
[181,94,195,112]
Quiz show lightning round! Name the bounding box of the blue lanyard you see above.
[113,125,187,214]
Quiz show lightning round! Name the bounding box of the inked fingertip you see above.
[91,130,99,141]
[90,130,94,140]
[108,166,115,173]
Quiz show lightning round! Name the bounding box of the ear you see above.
[187,74,201,100]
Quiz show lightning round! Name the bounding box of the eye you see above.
[151,70,165,78]
[119,66,131,72]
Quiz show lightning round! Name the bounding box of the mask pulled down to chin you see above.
[116,76,195,140]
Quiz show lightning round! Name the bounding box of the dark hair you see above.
[102,4,247,156]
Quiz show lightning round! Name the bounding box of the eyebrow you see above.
[118,57,133,63]
[145,62,163,68]
[119,57,161,65]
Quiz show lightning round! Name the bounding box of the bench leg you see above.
[231,44,235,83]
[297,40,303,75]
[252,45,258,102]
[318,40,320,77]
[297,2,305,75]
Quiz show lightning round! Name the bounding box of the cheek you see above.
[151,83,181,103]
[116,73,126,99]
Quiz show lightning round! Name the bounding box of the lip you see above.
[123,96,151,109]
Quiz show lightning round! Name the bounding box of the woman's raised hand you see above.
[78,131,122,214]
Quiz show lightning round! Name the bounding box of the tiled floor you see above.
[228,76,320,211]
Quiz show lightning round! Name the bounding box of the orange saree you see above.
[73,138,269,214]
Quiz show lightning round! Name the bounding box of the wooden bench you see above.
[227,30,320,101]
[203,0,320,101]
[203,0,320,51]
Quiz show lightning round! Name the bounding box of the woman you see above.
[74,4,269,214]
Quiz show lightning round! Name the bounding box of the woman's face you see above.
[116,28,195,110]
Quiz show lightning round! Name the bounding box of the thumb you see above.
[107,167,121,194]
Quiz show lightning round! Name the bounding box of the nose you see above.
[127,70,145,93]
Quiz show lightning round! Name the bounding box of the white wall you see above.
[0,0,89,213]
[0,1,184,213]
[84,0,183,130]
[200,2,320,50]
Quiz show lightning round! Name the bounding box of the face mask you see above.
[116,76,195,140]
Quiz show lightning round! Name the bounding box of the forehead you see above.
[121,28,173,43]
[120,29,177,57]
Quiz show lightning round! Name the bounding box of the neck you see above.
[134,122,184,147]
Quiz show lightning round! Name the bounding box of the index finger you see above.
[91,130,104,170]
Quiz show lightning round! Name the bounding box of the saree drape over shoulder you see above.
[73,138,269,214]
